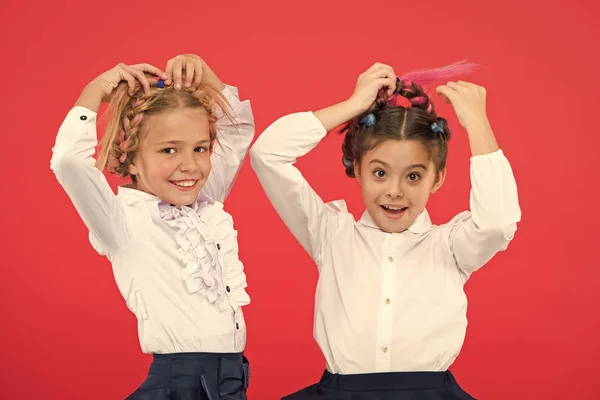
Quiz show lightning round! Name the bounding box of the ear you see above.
[431,167,447,193]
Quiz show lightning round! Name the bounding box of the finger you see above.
[172,56,183,89]
[384,72,397,95]
[362,62,390,77]
[387,82,397,96]
[183,59,195,87]
[365,67,395,80]
[371,65,395,80]
[371,62,394,72]
[127,66,151,94]
[121,70,137,96]
[165,59,175,85]
[367,68,397,94]
[435,85,458,104]
[192,60,203,87]
[457,81,480,92]
[373,77,397,93]
[132,63,167,79]
[446,82,462,91]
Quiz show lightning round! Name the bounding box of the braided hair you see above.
[96,78,228,183]
[341,62,475,178]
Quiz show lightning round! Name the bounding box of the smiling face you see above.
[128,107,212,206]
[354,139,446,233]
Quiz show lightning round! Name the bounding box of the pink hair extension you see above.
[410,96,427,105]
[107,157,121,173]
[106,111,144,172]
[400,60,478,87]
[118,140,130,162]
[383,61,477,111]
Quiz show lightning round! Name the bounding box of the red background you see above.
[1,0,599,398]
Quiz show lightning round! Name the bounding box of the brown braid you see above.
[340,78,451,178]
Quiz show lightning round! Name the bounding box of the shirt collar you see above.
[117,185,214,211]
[358,208,432,234]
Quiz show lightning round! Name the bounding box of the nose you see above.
[179,152,198,172]
[386,179,404,198]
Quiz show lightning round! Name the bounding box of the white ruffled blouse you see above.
[50,85,254,354]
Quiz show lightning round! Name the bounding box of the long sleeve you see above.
[249,112,342,264]
[50,106,130,255]
[447,149,521,275]
[202,85,255,203]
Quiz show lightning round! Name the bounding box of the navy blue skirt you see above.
[282,370,475,400]
[125,352,249,400]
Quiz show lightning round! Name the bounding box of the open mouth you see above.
[380,205,407,219]
[169,180,198,191]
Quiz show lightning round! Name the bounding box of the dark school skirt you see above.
[281,370,476,400]
[125,352,249,400]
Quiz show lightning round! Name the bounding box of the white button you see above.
[382,346,389,353]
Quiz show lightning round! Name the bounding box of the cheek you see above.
[408,182,433,202]
[360,179,384,201]
[199,155,212,175]
[141,156,177,179]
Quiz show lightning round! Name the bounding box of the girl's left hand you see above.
[435,81,488,130]
[165,54,204,89]
[164,54,225,91]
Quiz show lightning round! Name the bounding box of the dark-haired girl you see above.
[250,62,521,399]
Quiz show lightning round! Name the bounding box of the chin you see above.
[380,224,409,234]
[165,192,200,207]
[374,216,411,234]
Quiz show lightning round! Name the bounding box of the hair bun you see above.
[342,155,355,178]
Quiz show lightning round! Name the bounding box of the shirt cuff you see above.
[470,148,505,163]
[67,106,98,122]
[306,111,328,137]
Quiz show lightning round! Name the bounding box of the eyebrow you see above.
[369,159,391,168]
[369,159,428,171]
[405,164,428,171]
[155,139,210,146]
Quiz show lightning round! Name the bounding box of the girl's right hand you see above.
[347,62,397,115]
[90,63,167,102]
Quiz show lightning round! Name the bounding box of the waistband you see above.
[144,352,249,397]
[320,370,457,391]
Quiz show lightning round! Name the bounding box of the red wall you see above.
[1,0,599,398]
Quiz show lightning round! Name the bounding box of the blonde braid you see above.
[97,79,232,182]
[106,97,147,176]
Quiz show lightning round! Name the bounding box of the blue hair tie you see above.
[431,120,446,134]
[156,79,165,88]
[342,157,354,169]
[360,113,376,127]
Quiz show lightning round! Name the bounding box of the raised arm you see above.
[204,84,254,202]
[436,81,522,275]
[164,54,255,203]
[250,63,398,263]
[249,112,335,262]
[51,63,165,254]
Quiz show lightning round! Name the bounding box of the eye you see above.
[161,148,176,154]
[195,146,208,153]
[373,169,387,178]
[407,172,421,182]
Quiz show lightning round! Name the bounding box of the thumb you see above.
[436,85,454,104]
